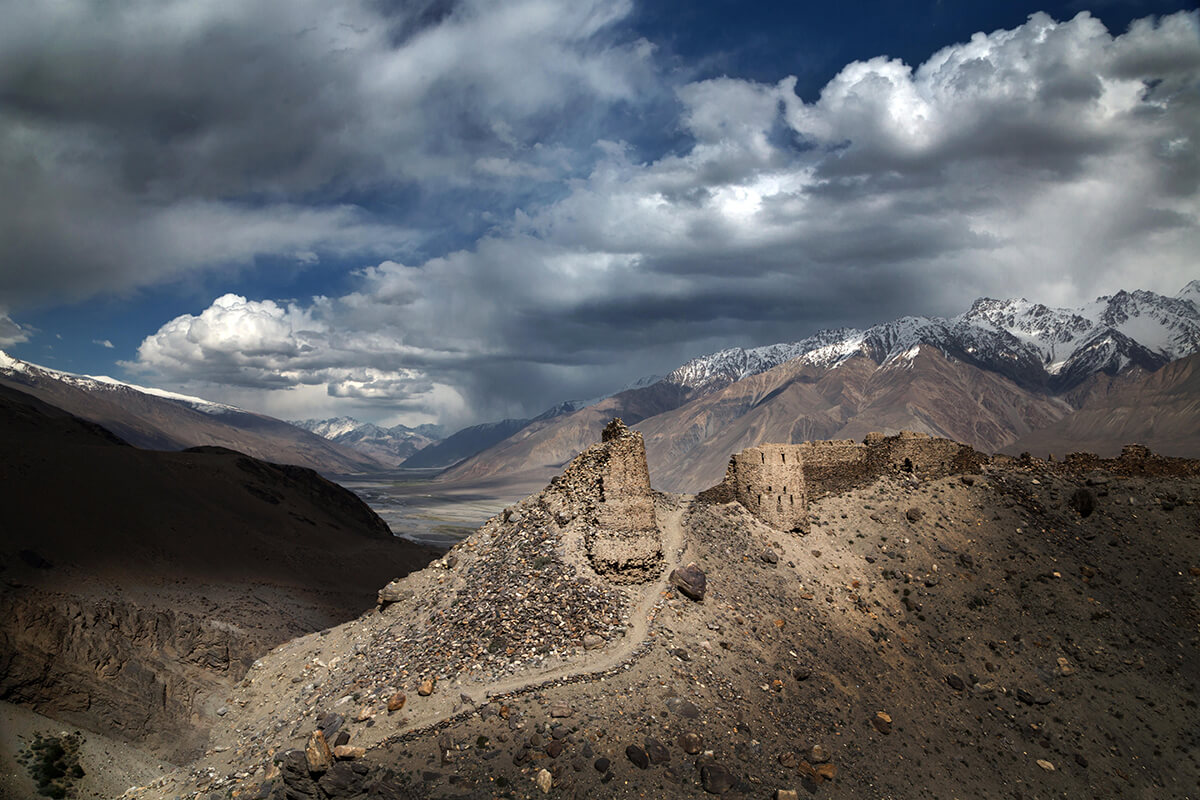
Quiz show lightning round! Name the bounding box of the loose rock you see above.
[536,768,553,793]
[669,562,707,601]
[700,763,738,794]
[305,731,333,774]
[626,744,650,769]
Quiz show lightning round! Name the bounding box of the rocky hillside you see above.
[0,384,437,763]
[0,351,382,473]
[131,426,1199,800]
[1006,351,1200,458]
[441,285,1200,492]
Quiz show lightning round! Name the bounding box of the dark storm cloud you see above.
[106,9,1200,425]
[0,0,653,308]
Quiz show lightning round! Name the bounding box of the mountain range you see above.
[3,284,1197,490]
[440,283,1200,491]
[0,351,381,474]
[289,416,443,467]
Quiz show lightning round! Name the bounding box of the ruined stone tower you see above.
[545,418,662,582]
[715,444,809,533]
[702,431,986,532]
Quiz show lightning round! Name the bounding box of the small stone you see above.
[816,763,837,781]
[669,562,707,601]
[777,791,799,800]
[354,706,375,722]
[872,712,892,734]
[550,703,573,718]
[809,744,829,764]
[377,580,405,605]
[777,751,797,768]
[700,763,738,794]
[761,549,779,565]
[644,737,670,765]
[333,745,365,760]
[1057,657,1074,676]
[334,731,350,747]
[305,731,333,774]
[594,757,610,773]
[546,741,563,759]
[679,732,703,754]
[387,692,406,712]
[905,507,924,522]
[945,674,965,691]
[418,678,436,696]
[216,706,228,716]
[582,634,605,650]
[536,768,553,794]
[317,713,343,736]
[626,744,649,769]
[1036,759,1055,772]
[1069,488,1096,517]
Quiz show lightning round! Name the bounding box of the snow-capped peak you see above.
[665,287,1200,393]
[0,350,239,414]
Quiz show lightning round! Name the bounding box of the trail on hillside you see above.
[377,495,691,745]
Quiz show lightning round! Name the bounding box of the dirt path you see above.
[374,495,692,746]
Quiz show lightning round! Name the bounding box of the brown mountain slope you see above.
[1007,351,1200,458]
[439,381,690,485]
[142,432,1200,800]
[0,358,382,473]
[0,384,436,761]
[439,347,1074,495]
[639,346,1071,492]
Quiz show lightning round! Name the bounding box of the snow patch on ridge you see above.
[667,284,1200,393]
[0,350,239,414]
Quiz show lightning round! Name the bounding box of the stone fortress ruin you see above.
[538,423,991,575]
[701,430,988,532]
[542,418,663,582]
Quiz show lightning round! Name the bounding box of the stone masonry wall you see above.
[544,418,661,582]
[714,444,809,533]
[702,431,987,531]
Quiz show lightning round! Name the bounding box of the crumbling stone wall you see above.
[702,431,987,530]
[544,418,661,582]
[708,444,809,532]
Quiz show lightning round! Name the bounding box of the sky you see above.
[0,0,1197,430]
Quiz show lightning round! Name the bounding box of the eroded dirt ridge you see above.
[130,424,1199,800]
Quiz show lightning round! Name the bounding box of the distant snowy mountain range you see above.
[0,350,381,473]
[3,284,1196,482]
[289,417,444,467]
[441,282,1200,490]
[666,283,1200,394]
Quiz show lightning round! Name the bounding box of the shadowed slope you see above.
[0,384,437,761]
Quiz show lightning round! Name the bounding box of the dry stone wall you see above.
[543,418,662,582]
[703,444,809,532]
[702,431,987,531]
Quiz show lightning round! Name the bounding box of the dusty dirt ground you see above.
[125,457,1198,800]
[0,701,170,800]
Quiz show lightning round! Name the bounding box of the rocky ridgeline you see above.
[131,427,1200,800]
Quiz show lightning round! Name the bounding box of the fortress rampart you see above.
[545,418,661,582]
[701,431,987,531]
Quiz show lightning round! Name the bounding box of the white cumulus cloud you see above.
[128,10,1200,425]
